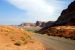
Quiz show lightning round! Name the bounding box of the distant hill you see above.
[18,21,54,28]
[18,23,35,27]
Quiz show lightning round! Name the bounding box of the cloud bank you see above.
[7,0,55,21]
[7,0,73,22]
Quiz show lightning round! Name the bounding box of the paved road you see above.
[33,34,75,50]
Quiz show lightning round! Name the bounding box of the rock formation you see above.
[39,1,75,40]
[54,1,75,26]
[18,21,46,27]
[36,21,46,27]
[18,23,35,27]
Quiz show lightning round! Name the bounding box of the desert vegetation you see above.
[40,26,75,40]
[0,25,45,50]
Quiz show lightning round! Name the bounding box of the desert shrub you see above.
[14,41,22,46]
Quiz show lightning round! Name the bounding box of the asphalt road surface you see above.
[33,34,75,50]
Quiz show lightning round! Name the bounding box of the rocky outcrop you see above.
[40,1,75,30]
[39,1,75,40]
[54,1,75,26]
[35,21,45,27]
[36,21,55,27]
[44,21,55,27]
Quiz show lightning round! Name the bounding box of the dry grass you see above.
[41,26,75,40]
[0,25,45,50]
[0,25,31,44]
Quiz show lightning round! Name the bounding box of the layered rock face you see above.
[55,1,75,26]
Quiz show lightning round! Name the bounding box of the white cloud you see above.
[7,0,55,22]
[7,0,73,22]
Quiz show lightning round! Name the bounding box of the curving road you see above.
[33,34,75,50]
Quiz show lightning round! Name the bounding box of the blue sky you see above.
[0,0,73,25]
